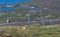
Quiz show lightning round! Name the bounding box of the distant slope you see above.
[21,0,60,17]
[0,0,60,22]
[21,0,60,7]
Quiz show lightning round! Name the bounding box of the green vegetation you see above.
[0,25,60,37]
[0,7,58,23]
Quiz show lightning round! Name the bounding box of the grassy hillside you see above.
[0,25,60,37]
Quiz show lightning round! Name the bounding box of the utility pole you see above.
[26,13,30,33]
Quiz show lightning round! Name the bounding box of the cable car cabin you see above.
[7,19,10,23]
